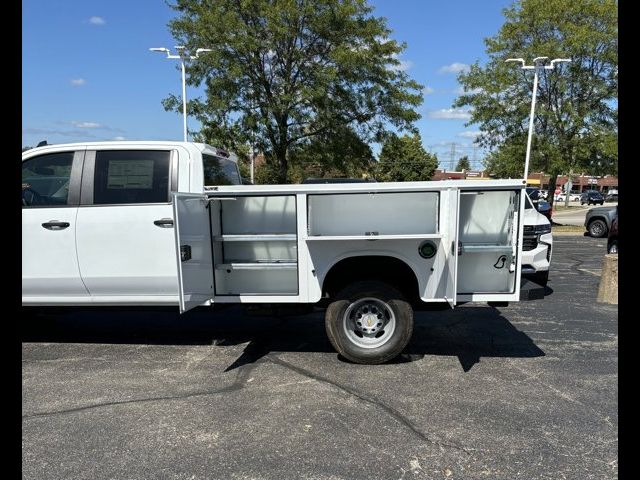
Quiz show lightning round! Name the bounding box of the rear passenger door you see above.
[75,149,179,298]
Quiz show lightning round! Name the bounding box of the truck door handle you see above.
[154,218,174,228]
[42,221,70,230]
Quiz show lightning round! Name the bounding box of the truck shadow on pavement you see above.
[22,305,544,372]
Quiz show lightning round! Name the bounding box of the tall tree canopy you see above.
[376,133,438,182]
[455,155,471,171]
[166,0,423,183]
[453,0,617,204]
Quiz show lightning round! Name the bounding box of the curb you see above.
[552,231,586,236]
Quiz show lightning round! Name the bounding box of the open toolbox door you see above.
[173,193,214,313]
[444,189,459,308]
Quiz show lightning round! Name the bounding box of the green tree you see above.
[166,0,423,183]
[455,155,471,171]
[376,133,438,182]
[454,0,617,206]
[288,125,375,182]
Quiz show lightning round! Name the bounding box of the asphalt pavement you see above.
[22,235,618,480]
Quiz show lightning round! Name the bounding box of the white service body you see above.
[22,141,529,310]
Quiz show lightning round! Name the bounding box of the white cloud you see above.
[390,59,413,72]
[458,130,482,139]
[70,78,86,86]
[389,53,413,72]
[397,60,413,71]
[89,16,105,25]
[423,86,435,95]
[112,136,126,141]
[71,121,102,129]
[23,127,97,139]
[428,108,472,120]
[454,86,484,95]
[438,62,470,74]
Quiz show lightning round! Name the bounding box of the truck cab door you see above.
[173,193,214,313]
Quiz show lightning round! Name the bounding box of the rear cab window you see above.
[202,154,241,186]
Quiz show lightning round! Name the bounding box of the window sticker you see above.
[107,160,154,189]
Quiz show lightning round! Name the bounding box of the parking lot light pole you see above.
[505,57,572,183]
[150,46,212,142]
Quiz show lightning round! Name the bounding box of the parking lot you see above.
[22,235,617,480]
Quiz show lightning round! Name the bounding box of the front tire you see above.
[531,270,549,287]
[325,281,413,364]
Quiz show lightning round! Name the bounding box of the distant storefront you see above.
[525,173,618,193]
[432,169,618,193]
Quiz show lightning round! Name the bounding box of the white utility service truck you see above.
[22,141,543,364]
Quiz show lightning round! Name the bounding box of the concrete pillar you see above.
[597,254,618,304]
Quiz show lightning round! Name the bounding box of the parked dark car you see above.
[580,190,604,205]
[584,205,617,238]
[605,193,618,202]
[607,207,618,254]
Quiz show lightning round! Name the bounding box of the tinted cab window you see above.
[93,150,171,204]
[22,152,74,207]
[203,154,241,186]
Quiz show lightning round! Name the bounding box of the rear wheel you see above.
[588,219,608,238]
[325,281,413,364]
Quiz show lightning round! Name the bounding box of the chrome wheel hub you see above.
[342,298,396,349]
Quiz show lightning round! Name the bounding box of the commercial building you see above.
[525,172,618,193]
[432,170,618,194]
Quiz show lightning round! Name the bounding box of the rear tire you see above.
[588,219,608,238]
[325,281,413,364]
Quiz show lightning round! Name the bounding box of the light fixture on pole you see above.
[150,46,212,142]
[505,57,571,182]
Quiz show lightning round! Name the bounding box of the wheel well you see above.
[587,216,608,227]
[322,255,420,302]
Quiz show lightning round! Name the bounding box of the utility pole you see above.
[564,169,573,207]
[250,136,255,184]
[150,46,212,142]
[505,57,571,182]
[450,143,456,171]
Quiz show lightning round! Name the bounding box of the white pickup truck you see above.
[22,141,545,364]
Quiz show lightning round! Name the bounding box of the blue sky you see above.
[23,0,513,170]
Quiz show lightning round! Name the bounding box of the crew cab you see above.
[23,141,540,364]
[22,142,240,305]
